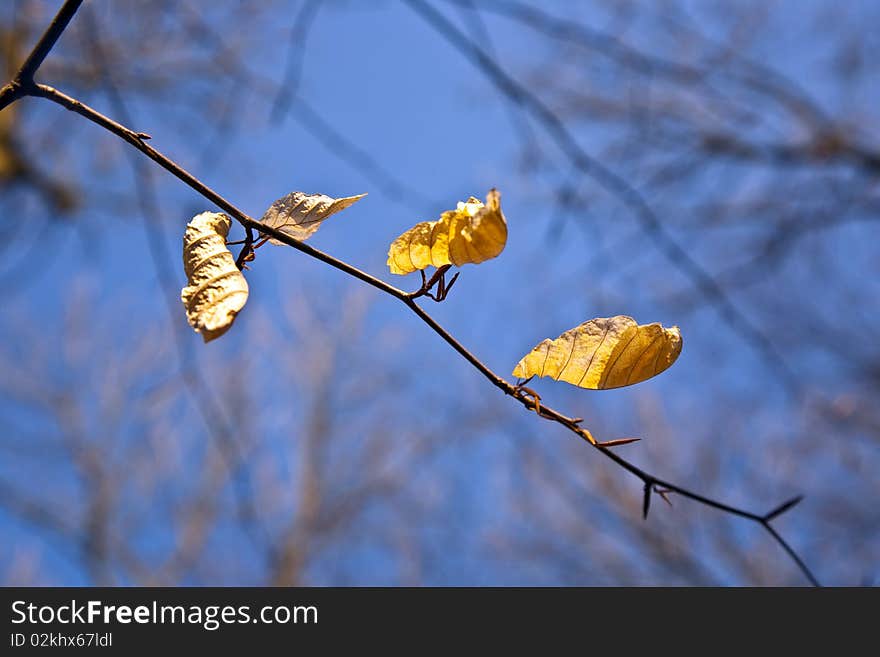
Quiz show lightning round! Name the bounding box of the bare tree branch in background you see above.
[406,0,801,393]
[0,278,452,585]
[8,2,874,583]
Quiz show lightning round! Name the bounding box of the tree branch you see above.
[0,0,819,586]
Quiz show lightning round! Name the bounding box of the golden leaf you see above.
[260,191,366,244]
[512,316,682,389]
[181,212,249,343]
[387,189,507,274]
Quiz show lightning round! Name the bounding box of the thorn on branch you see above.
[136,131,151,140]
[763,495,804,522]
[642,481,652,519]
[596,437,641,448]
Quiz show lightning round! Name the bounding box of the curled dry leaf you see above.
[387,188,507,274]
[260,191,367,244]
[181,211,249,343]
[512,315,682,389]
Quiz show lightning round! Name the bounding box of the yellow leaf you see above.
[512,316,682,389]
[387,189,507,274]
[260,191,366,244]
[181,212,249,343]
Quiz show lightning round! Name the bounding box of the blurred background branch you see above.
[1,0,877,586]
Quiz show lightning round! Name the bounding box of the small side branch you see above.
[235,226,256,270]
[763,495,804,522]
[0,0,821,587]
[406,264,460,302]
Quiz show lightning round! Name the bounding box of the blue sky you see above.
[1,0,877,585]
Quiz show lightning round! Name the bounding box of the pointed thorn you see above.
[642,482,652,519]
[597,437,641,448]
[655,488,673,507]
[764,495,804,521]
[136,132,152,140]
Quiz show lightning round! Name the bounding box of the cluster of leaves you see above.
[180,189,681,390]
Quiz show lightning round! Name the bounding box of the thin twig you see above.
[0,0,820,586]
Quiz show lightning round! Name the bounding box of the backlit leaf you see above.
[181,212,249,342]
[260,191,366,244]
[512,316,682,389]
[387,189,507,274]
